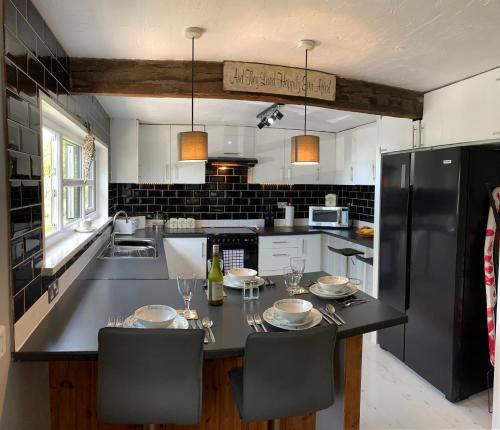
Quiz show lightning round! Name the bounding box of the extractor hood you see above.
[207,157,258,167]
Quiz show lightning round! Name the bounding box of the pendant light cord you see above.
[304,48,308,136]
[191,36,194,132]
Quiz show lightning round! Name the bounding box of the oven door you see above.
[309,207,343,226]
[206,242,258,275]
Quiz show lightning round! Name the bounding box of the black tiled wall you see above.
[3,0,111,322]
[109,167,374,223]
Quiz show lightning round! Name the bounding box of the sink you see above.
[99,237,158,259]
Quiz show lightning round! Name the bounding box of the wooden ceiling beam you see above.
[69,58,423,119]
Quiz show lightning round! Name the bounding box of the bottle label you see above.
[210,281,224,301]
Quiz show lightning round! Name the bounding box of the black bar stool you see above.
[228,324,338,429]
[97,327,204,429]
[328,246,363,277]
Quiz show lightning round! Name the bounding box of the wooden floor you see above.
[360,339,492,429]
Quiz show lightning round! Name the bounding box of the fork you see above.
[246,314,259,332]
[196,319,210,343]
[115,316,124,328]
[253,313,268,332]
[107,317,116,327]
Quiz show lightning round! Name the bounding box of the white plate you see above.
[262,307,322,331]
[75,226,96,233]
[223,275,265,290]
[309,283,358,299]
[123,315,189,329]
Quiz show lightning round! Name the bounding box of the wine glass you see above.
[177,274,197,318]
[282,266,297,295]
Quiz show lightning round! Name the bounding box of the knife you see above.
[196,320,209,343]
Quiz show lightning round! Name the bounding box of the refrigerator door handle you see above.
[401,164,407,189]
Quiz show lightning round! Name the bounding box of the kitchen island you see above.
[15,270,405,430]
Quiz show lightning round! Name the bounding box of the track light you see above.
[256,104,284,129]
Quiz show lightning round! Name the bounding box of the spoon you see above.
[325,304,346,325]
[202,317,216,343]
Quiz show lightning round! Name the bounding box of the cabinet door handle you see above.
[302,239,305,254]
[201,243,205,258]
[272,241,289,244]
[350,166,354,182]
[372,163,375,181]
[165,165,169,183]
[272,253,289,257]
[419,124,425,147]
[401,164,407,189]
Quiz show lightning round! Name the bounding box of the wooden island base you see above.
[49,337,362,430]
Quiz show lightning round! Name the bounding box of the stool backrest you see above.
[242,324,338,421]
[98,328,204,425]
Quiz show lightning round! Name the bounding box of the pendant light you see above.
[178,27,208,162]
[291,40,320,165]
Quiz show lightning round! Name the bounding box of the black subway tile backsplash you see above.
[110,168,375,224]
[4,0,110,322]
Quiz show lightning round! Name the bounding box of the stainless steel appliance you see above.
[205,227,258,275]
[378,146,500,402]
[308,206,350,228]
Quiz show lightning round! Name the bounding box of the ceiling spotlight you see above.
[256,104,284,129]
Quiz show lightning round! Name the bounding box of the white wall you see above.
[0,16,50,430]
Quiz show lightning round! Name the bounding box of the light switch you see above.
[0,325,6,359]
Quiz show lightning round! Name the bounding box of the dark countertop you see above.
[257,226,374,249]
[15,271,406,361]
[78,228,169,280]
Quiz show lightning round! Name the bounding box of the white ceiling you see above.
[97,96,376,132]
[33,0,500,92]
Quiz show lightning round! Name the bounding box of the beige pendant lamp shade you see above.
[178,131,208,161]
[178,27,208,162]
[291,135,320,165]
[291,40,320,165]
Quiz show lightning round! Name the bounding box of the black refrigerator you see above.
[378,146,500,402]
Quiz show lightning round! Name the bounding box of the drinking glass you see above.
[177,274,197,318]
[283,266,299,294]
[290,257,306,288]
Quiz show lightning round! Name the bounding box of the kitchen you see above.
[1,1,500,430]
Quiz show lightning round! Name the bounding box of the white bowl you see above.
[134,305,177,328]
[273,298,313,324]
[227,268,257,283]
[317,275,349,294]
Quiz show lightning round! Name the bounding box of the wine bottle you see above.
[208,244,224,306]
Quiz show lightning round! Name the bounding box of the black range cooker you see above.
[204,227,258,274]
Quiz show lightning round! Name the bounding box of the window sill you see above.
[42,217,112,276]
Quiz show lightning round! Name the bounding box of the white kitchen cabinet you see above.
[377,116,415,152]
[138,124,171,183]
[110,119,138,183]
[163,237,207,279]
[423,68,500,147]
[252,128,286,184]
[170,125,206,184]
[317,131,336,184]
[334,129,354,185]
[207,125,255,157]
[297,234,321,272]
[352,122,377,185]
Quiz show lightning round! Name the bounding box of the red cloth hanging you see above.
[484,187,500,367]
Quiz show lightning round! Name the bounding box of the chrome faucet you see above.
[111,211,129,247]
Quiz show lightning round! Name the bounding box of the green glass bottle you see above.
[208,245,224,306]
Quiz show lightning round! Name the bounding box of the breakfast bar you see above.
[15,272,406,430]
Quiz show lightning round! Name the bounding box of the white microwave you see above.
[308,206,350,228]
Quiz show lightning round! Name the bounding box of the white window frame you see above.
[42,118,98,239]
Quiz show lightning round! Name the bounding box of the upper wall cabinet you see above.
[138,124,170,183]
[110,119,139,183]
[377,116,416,153]
[207,125,255,158]
[170,125,206,184]
[252,128,286,183]
[423,68,500,147]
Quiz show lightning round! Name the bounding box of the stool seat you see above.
[355,254,373,266]
[328,246,363,257]
[229,325,338,423]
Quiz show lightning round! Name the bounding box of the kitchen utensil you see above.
[318,308,341,326]
[196,319,209,343]
[326,304,346,325]
[202,317,215,343]
[341,299,370,307]
[113,218,137,235]
[253,314,268,332]
[246,314,259,332]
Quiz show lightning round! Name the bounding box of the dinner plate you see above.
[123,314,189,329]
[309,283,358,299]
[75,226,96,233]
[262,307,322,331]
[223,275,265,290]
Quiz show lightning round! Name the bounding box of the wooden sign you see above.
[223,61,336,102]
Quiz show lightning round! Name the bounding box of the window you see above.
[42,126,96,236]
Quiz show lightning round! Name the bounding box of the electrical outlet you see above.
[277,202,288,208]
[48,280,59,303]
